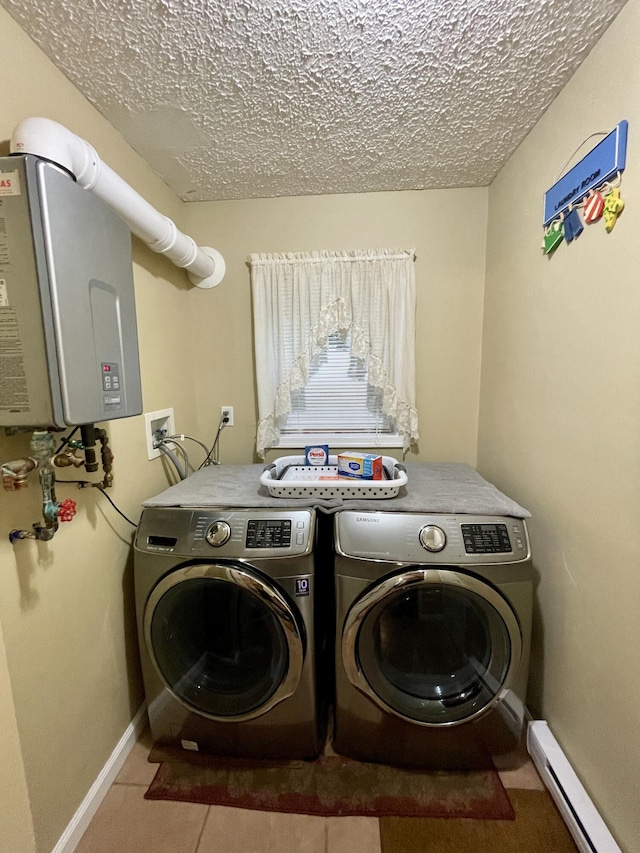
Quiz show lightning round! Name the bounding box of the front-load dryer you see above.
[333,511,533,769]
[134,506,324,759]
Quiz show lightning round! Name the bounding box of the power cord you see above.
[95,486,138,527]
[199,411,229,469]
[55,479,138,527]
[54,426,79,454]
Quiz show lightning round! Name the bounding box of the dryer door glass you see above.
[353,574,518,725]
[149,574,293,719]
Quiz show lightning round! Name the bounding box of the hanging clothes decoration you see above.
[603,188,625,232]
[562,205,584,243]
[583,189,605,223]
[542,219,564,255]
[541,120,628,254]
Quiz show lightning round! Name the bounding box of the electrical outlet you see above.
[145,408,176,460]
[221,405,234,426]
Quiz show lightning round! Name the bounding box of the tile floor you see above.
[74,725,547,853]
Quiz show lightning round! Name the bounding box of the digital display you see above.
[101,362,121,399]
[246,519,292,548]
[461,523,512,554]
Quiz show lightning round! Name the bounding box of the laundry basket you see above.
[260,455,408,499]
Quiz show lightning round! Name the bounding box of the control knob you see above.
[419,525,446,552]
[205,520,231,547]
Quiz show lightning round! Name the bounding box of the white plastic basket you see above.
[260,455,408,499]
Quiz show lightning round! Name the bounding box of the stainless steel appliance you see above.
[134,506,324,759]
[0,154,142,428]
[333,511,533,769]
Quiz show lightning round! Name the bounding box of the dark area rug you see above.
[144,743,514,819]
[380,788,579,853]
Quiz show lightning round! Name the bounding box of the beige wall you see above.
[0,619,36,853]
[0,8,201,852]
[478,1,640,850]
[183,189,488,466]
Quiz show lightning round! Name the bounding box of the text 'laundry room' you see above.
[0,2,638,853]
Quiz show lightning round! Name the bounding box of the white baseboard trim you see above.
[527,720,621,853]
[51,703,148,853]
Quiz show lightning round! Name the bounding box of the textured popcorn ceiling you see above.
[0,0,629,201]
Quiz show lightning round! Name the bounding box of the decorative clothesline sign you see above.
[542,120,628,227]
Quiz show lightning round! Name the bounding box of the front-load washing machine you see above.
[134,506,325,759]
[333,511,533,769]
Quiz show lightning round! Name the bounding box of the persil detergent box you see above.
[337,452,383,480]
[305,445,329,466]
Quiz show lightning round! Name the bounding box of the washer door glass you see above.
[349,570,520,725]
[146,564,303,721]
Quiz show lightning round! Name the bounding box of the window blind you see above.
[278,332,401,447]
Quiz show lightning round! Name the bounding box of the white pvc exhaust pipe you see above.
[10,117,225,289]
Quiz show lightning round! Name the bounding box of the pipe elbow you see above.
[11,117,73,170]
[11,117,100,188]
[33,524,58,542]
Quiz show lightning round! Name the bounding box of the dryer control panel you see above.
[460,522,513,554]
[136,507,314,559]
[334,512,530,564]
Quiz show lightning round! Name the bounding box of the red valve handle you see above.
[58,498,77,522]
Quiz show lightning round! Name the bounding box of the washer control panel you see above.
[136,507,314,558]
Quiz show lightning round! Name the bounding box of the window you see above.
[278,331,401,447]
[249,248,419,458]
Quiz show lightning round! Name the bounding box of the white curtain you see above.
[249,248,419,458]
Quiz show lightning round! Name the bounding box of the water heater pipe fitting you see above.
[1,457,37,490]
[10,117,225,289]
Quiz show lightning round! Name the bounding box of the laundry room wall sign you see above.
[541,120,628,255]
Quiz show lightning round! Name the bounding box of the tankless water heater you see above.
[0,154,142,429]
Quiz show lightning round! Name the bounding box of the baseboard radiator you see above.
[527,721,621,853]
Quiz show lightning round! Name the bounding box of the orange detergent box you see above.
[337,452,383,480]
